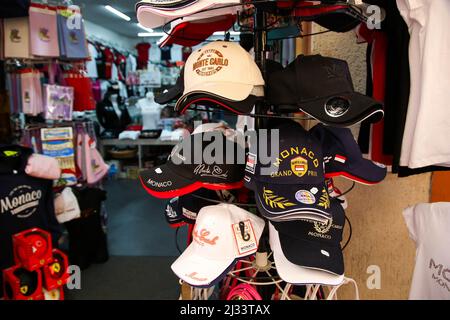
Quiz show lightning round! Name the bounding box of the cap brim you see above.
[171,245,235,287]
[181,82,255,104]
[155,85,183,104]
[296,92,384,127]
[269,223,344,285]
[139,165,200,198]
[175,91,259,114]
[325,158,387,185]
[140,168,244,199]
[272,221,344,276]
[252,182,332,223]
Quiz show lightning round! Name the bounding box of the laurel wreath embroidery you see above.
[263,188,296,209]
[318,189,330,209]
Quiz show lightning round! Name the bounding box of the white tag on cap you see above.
[232,220,258,256]
[245,153,257,174]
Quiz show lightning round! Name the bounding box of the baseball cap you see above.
[267,54,384,127]
[155,68,185,104]
[269,223,344,285]
[165,188,223,226]
[175,41,265,108]
[171,203,265,287]
[139,129,245,198]
[271,198,345,275]
[158,14,236,47]
[176,89,263,115]
[310,123,387,184]
[244,120,332,223]
[136,0,240,29]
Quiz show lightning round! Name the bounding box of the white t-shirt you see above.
[86,43,98,78]
[397,0,450,168]
[403,202,450,300]
[126,54,137,77]
[149,44,161,63]
[138,98,162,130]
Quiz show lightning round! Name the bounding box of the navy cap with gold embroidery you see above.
[244,120,332,223]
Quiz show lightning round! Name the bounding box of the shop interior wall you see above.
[84,20,140,53]
[302,24,432,299]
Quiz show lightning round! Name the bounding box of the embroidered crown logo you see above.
[314,217,333,234]
[263,188,296,209]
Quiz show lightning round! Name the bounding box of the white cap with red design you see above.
[171,203,265,287]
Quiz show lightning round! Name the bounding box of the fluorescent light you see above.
[137,23,153,33]
[138,32,165,37]
[104,5,131,21]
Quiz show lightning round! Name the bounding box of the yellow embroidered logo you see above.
[290,156,308,178]
[314,217,333,234]
[317,188,331,209]
[193,49,229,76]
[262,188,296,209]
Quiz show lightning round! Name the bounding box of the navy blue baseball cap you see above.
[164,189,223,226]
[310,123,387,184]
[244,120,332,223]
[271,198,345,276]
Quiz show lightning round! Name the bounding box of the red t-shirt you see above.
[136,43,151,70]
[103,47,114,79]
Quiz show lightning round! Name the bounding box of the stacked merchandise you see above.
[0,145,61,299]
[3,2,96,119]
[2,228,69,300]
[136,0,388,299]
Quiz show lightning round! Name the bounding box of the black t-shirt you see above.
[0,145,61,298]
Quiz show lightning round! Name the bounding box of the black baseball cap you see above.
[244,120,332,223]
[155,67,184,105]
[267,55,384,127]
[272,198,345,275]
[140,130,245,199]
[165,189,222,226]
[310,123,387,184]
[175,90,263,115]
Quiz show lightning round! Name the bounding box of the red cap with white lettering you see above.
[171,203,265,287]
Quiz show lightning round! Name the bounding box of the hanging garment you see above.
[63,71,96,111]
[3,17,31,58]
[397,0,450,169]
[102,47,114,79]
[136,42,151,69]
[20,69,44,116]
[64,186,108,270]
[403,203,450,300]
[95,43,106,79]
[76,132,109,185]
[160,44,172,61]
[86,42,98,78]
[56,6,88,59]
[0,144,61,298]
[355,24,392,166]
[43,84,74,121]
[125,54,137,78]
[29,3,59,57]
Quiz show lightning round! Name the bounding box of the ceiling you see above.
[73,0,147,38]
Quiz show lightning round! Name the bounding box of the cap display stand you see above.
[155,0,373,300]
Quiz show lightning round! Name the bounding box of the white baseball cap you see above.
[175,41,264,110]
[269,223,344,286]
[137,0,241,29]
[171,203,265,287]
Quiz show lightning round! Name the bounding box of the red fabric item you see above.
[136,43,151,70]
[160,15,236,47]
[357,24,393,166]
[64,71,96,111]
[115,52,127,82]
[103,47,114,79]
